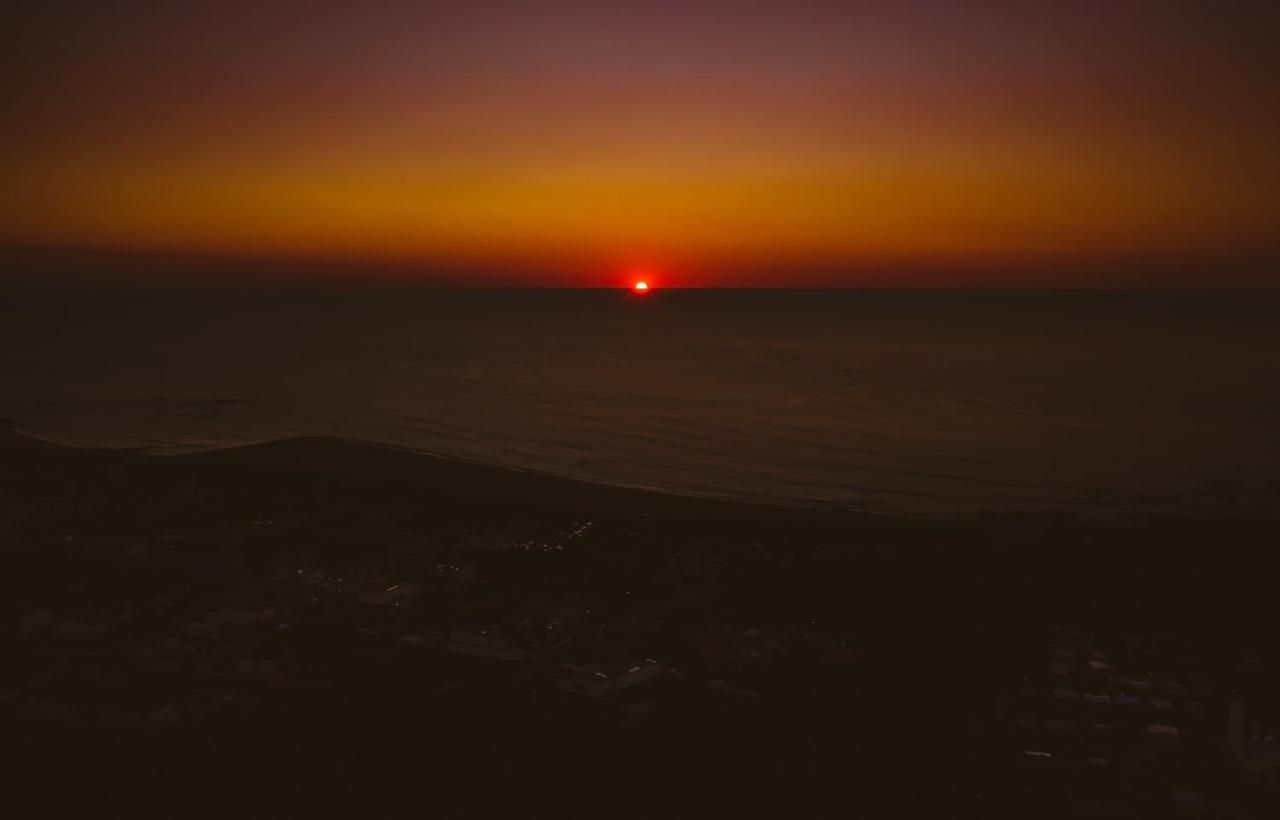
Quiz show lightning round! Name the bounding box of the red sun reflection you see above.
[632,280,650,294]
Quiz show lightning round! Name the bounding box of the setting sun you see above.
[632,281,650,294]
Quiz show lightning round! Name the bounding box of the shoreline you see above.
[2,425,872,524]
[5,424,1274,525]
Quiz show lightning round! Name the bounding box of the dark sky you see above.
[4,1,1278,285]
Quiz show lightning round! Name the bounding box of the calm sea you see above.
[3,287,1278,517]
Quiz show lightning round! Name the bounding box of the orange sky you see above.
[4,2,1278,285]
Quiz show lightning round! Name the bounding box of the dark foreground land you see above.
[2,428,1277,816]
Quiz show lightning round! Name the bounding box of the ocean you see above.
[3,286,1278,518]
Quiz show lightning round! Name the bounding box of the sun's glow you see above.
[633,280,650,293]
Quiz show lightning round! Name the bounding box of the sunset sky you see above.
[5,2,1278,286]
